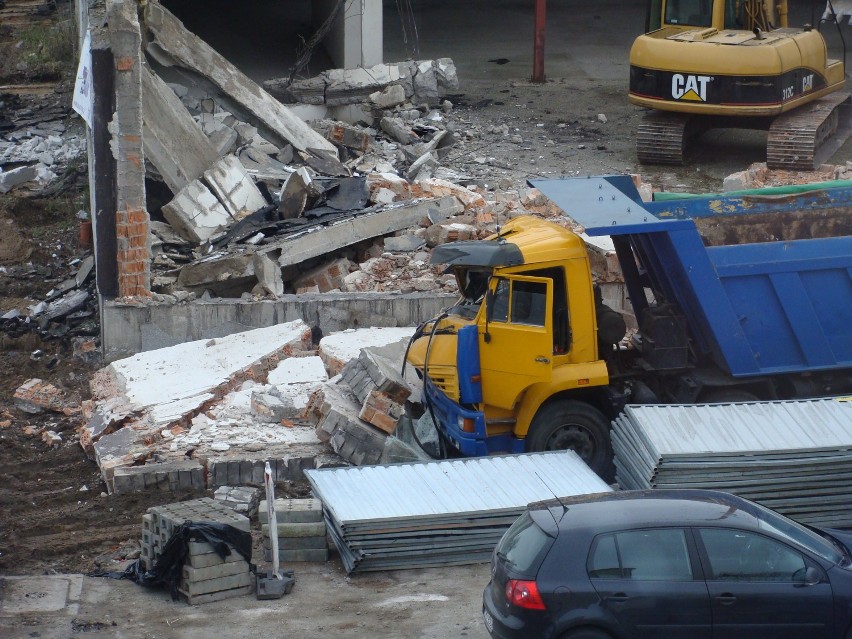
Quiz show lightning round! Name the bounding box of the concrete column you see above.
[107,0,151,298]
[315,0,383,69]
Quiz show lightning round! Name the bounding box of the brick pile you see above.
[140,498,252,605]
[260,498,329,563]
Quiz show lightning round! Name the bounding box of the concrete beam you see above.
[141,66,218,194]
[100,292,455,362]
[145,3,335,154]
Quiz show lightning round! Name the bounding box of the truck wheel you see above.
[699,389,759,403]
[526,401,614,481]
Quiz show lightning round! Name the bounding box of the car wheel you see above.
[561,627,612,639]
[525,400,614,481]
[698,388,759,403]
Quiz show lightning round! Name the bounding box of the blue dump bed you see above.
[530,176,852,378]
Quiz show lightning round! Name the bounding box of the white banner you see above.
[72,31,94,126]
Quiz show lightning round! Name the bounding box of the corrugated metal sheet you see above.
[613,398,852,527]
[306,451,610,573]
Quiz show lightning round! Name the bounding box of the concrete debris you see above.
[0,164,39,194]
[14,378,79,416]
[204,155,268,220]
[318,327,416,376]
[83,320,315,490]
[722,161,852,192]
[141,66,219,194]
[214,485,261,517]
[145,3,335,154]
[266,59,459,108]
[162,179,234,243]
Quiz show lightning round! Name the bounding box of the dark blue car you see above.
[483,489,852,639]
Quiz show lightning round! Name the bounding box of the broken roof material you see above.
[612,398,852,527]
[305,451,611,572]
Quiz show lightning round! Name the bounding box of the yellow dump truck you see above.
[405,176,852,479]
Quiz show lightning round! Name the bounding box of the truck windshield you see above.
[665,0,712,26]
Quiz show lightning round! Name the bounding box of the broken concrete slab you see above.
[88,320,313,450]
[0,164,39,193]
[203,155,268,220]
[252,253,284,297]
[369,84,406,109]
[384,235,426,252]
[380,117,419,146]
[162,179,233,244]
[276,59,459,108]
[141,66,218,194]
[271,197,462,269]
[145,3,336,154]
[319,327,416,376]
[313,120,372,153]
[278,170,308,219]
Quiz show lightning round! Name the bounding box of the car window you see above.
[698,528,807,582]
[589,529,693,581]
[750,501,845,565]
[497,512,554,576]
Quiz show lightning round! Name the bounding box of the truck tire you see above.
[526,400,614,481]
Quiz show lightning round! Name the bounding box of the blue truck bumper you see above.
[424,380,525,456]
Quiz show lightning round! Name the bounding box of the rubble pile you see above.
[0,254,100,361]
[0,93,86,195]
[722,161,852,192]
[97,2,571,303]
[80,321,431,494]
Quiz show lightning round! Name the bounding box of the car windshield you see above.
[752,501,846,565]
[497,512,554,576]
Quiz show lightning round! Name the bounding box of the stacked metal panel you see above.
[305,451,611,573]
[612,399,852,526]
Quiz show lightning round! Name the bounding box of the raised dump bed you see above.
[531,176,852,378]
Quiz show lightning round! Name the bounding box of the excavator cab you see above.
[645,0,785,31]
[632,0,850,167]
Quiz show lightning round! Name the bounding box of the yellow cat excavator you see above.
[629,0,851,167]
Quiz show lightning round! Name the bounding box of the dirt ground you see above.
[0,0,849,584]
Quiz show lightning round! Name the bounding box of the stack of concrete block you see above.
[260,498,329,563]
[139,498,253,605]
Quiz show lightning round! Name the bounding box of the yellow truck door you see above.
[479,275,554,410]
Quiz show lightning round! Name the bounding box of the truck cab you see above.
[406,216,624,477]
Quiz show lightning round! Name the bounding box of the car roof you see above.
[529,489,764,534]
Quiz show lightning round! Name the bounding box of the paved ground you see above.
[0,563,490,639]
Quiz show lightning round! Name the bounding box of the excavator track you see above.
[636,111,708,165]
[767,92,852,171]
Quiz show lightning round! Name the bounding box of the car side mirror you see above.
[795,566,822,587]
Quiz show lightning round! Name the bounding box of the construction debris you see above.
[264,59,458,108]
[612,399,852,527]
[305,452,611,573]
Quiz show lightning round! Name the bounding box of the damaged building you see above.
[69,0,595,363]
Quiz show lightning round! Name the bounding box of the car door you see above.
[479,275,553,410]
[695,527,834,639]
[588,528,711,639]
